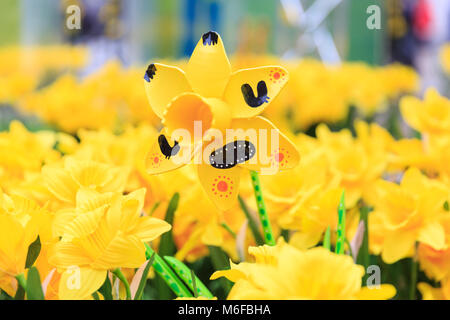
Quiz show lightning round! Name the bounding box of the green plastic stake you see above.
[335,191,346,254]
[164,256,214,299]
[323,226,331,251]
[144,243,192,298]
[250,171,275,246]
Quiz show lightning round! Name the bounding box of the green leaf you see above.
[238,195,264,246]
[25,236,41,268]
[323,226,331,251]
[26,267,44,300]
[357,205,371,284]
[158,193,179,257]
[154,193,179,300]
[208,246,232,293]
[134,253,155,300]
[14,282,25,300]
[98,275,113,300]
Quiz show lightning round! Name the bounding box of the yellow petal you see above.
[230,116,300,173]
[50,241,94,268]
[418,222,446,250]
[76,189,114,213]
[143,63,192,119]
[289,231,323,250]
[356,284,397,300]
[131,217,171,242]
[381,231,416,263]
[59,268,106,300]
[62,205,108,241]
[201,223,223,246]
[224,66,289,118]
[186,31,231,97]
[417,282,445,300]
[210,266,246,283]
[197,162,242,211]
[42,166,78,203]
[91,234,146,269]
[400,95,422,131]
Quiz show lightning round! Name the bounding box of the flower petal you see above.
[42,166,78,204]
[50,241,94,268]
[355,284,397,300]
[62,205,108,241]
[91,234,146,269]
[381,231,416,263]
[230,116,300,174]
[131,217,171,242]
[224,66,289,118]
[186,31,231,98]
[59,268,106,300]
[143,63,192,118]
[197,162,242,210]
[418,222,446,250]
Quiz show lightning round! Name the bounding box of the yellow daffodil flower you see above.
[370,167,448,263]
[211,239,396,300]
[418,278,450,300]
[42,157,130,207]
[0,190,50,297]
[143,31,299,210]
[400,88,450,138]
[50,188,171,299]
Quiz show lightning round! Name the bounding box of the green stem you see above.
[323,226,331,251]
[112,268,131,300]
[220,223,236,239]
[238,195,264,246]
[357,205,371,284]
[145,243,192,298]
[409,244,418,300]
[15,273,27,291]
[249,171,275,246]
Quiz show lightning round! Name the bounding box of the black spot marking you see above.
[144,64,157,82]
[241,81,270,108]
[202,31,219,46]
[209,140,256,169]
[158,134,180,159]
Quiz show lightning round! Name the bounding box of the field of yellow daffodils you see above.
[0,35,450,300]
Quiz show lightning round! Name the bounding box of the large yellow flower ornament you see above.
[143,31,300,210]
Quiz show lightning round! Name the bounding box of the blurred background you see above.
[0,0,449,132]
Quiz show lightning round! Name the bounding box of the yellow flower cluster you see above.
[212,239,395,299]
[0,121,173,299]
[0,46,88,103]
[261,59,419,130]
[0,43,448,300]
[20,61,160,133]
